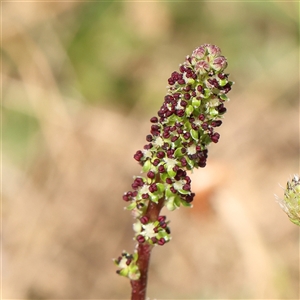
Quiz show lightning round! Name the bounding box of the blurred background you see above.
[2,1,299,299]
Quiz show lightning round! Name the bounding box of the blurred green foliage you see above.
[3,1,299,166]
[62,1,298,106]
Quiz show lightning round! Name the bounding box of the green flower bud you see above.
[276,175,300,226]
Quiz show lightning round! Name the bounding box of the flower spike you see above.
[115,44,233,299]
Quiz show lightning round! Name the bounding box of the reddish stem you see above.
[130,197,165,300]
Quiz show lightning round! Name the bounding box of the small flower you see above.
[114,251,140,280]
[133,216,171,245]
[276,174,300,226]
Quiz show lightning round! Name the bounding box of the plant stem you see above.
[130,197,165,300]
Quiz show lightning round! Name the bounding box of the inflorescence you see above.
[115,44,233,279]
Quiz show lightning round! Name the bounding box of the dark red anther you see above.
[201,122,208,130]
[175,169,185,180]
[191,123,199,130]
[183,183,190,191]
[179,65,186,73]
[162,142,169,150]
[122,194,130,201]
[185,176,191,184]
[180,157,187,167]
[150,116,158,123]
[208,78,219,88]
[176,109,185,117]
[197,85,203,93]
[158,165,165,173]
[173,165,179,172]
[157,238,165,246]
[217,104,227,114]
[183,85,191,92]
[135,178,144,186]
[158,215,166,222]
[137,235,145,243]
[186,192,195,203]
[198,114,205,121]
[153,159,160,166]
[170,187,177,193]
[144,143,152,150]
[171,135,179,142]
[167,149,174,158]
[173,93,180,100]
[183,132,191,140]
[165,110,173,117]
[164,95,173,103]
[166,178,172,184]
[134,150,143,161]
[142,193,149,199]
[211,120,222,127]
[177,128,183,134]
[131,182,139,190]
[157,151,165,159]
[163,126,171,132]
[151,124,160,135]
[218,73,226,79]
[163,131,170,139]
[151,237,158,243]
[199,161,206,168]
[184,93,191,100]
[149,183,158,193]
[146,134,153,142]
[127,191,133,197]
[147,171,156,179]
[168,78,175,85]
[211,132,220,143]
[180,100,187,107]
[140,216,149,224]
[222,83,231,93]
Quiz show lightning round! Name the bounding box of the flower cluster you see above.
[115,44,233,279]
[277,174,300,226]
[133,215,171,245]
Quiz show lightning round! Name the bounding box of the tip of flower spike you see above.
[188,44,228,73]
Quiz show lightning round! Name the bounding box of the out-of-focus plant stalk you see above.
[276,175,300,226]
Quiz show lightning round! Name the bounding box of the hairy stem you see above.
[130,197,165,300]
